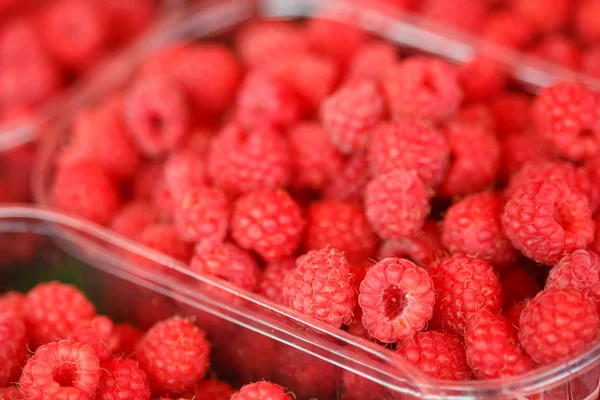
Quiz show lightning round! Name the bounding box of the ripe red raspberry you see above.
[132,163,162,200]
[39,0,108,70]
[178,125,214,156]
[503,299,528,329]
[502,176,594,265]
[236,20,309,68]
[320,79,385,154]
[368,120,449,188]
[304,200,377,264]
[100,0,155,43]
[532,82,600,161]
[591,215,600,255]
[258,258,296,304]
[234,70,305,130]
[136,317,209,395]
[512,0,569,34]
[207,123,291,196]
[306,18,367,66]
[111,323,142,358]
[546,250,600,308]
[123,76,189,158]
[500,131,555,181]
[482,11,533,49]
[138,223,193,263]
[174,186,229,244]
[529,35,582,71]
[377,220,444,266]
[51,160,121,226]
[283,248,356,328]
[194,379,235,400]
[347,301,374,341]
[163,149,208,199]
[396,331,473,380]
[23,281,96,348]
[365,169,430,240]
[519,288,599,364]
[359,258,434,343]
[491,93,532,135]
[0,386,20,400]
[66,105,141,182]
[438,122,501,198]
[324,152,371,202]
[465,310,535,379]
[19,340,101,400]
[420,0,487,32]
[287,122,344,190]
[383,56,462,123]
[453,103,496,133]
[347,40,398,81]
[69,316,115,363]
[191,242,260,291]
[96,358,150,400]
[232,382,291,400]
[231,190,304,262]
[458,57,506,102]
[0,313,27,387]
[0,291,24,316]
[500,263,541,307]
[109,200,158,241]
[583,46,600,78]
[429,255,502,335]
[442,192,517,269]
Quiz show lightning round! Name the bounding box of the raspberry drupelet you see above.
[96,358,151,400]
[358,258,435,343]
[232,382,291,400]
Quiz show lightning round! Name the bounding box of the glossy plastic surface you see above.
[32,0,600,399]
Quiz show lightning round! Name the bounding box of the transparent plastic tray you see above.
[32,0,600,398]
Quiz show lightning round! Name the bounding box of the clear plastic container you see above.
[32,0,600,398]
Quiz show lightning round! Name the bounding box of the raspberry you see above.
[546,250,600,308]
[358,258,434,343]
[0,313,27,387]
[377,220,444,266]
[458,57,506,102]
[482,11,533,49]
[96,358,150,400]
[306,18,367,66]
[167,44,241,116]
[191,242,260,291]
[109,200,159,241]
[465,310,535,379]
[583,46,600,78]
[304,200,377,264]
[194,379,235,400]
[232,382,291,400]
[429,255,502,335]
[346,300,374,341]
[174,186,229,244]
[0,386,20,400]
[0,18,45,65]
[591,215,600,255]
[23,282,96,348]
[396,331,473,380]
[420,0,487,32]
[453,103,496,133]
[0,291,24,316]
[491,93,531,135]
[123,76,189,158]
[136,317,209,395]
[324,152,371,202]
[51,161,121,226]
[438,122,501,198]
[69,316,115,363]
[275,348,337,399]
[111,323,142,358]
[151,180,175,218]
[365,169,430,240]
[207,123,291,196]
[320,79,385,154]
[347,40,398,81]
[519,288,599,364]
[163,149,208,199]
[368,120,449,188]
[19,340,101,400]
[100,0,155,43]
[529,35,582,71]
[585,155,600,212]
[67,105,141,182]
[532,82,600,161]
[39,0,108,70]
[231,190,304,262]
[234,70,305,130]
[283,248,356,327]
[132,163,162,200]
[178,125,214,156]
[500,263,541,307]
[138,223,193,263]
[287,122,344,190]
[512,0,569,34]
[442,192,517,269]
[503,299,528,329]
[258,258,296,304]
[383,56,462,123]
[236,20,309,68]
[500,131,555,181]
[502,176,594,265]
[575,0,600,44]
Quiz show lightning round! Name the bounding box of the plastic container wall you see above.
[32,0,600,399]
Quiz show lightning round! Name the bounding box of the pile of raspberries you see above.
[48,14,600,385]
[0,281,296,400]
